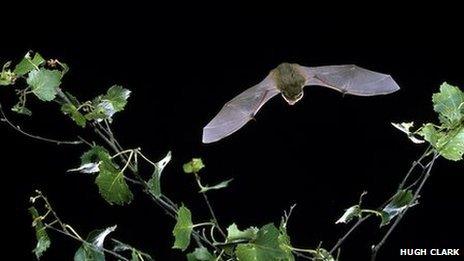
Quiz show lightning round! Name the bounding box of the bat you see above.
[202,63,400,143]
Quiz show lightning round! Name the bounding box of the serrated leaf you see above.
[29,207,51,259]
[81,146,112,166]
[199,178,233,193]
[183,158,205,174]
[235,223,294,261]
[432,82,464,128]
[335,205,361,224]
[187,247,216,261]
[226,223,258,242]
[173,205,193,251]
[14,52,45,76]
[74,225,116,261]
[380,190,416,226]
[103,85,131,112]
[436,127,464,161]
[419,123,442,148]
[147,151,172,198]
[74,245,105,261]
[95,161,133,205]
[27,69,61,101]
[12,102,32,116]
[62,103,86,127]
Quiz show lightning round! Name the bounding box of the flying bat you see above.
[202,63,400,143]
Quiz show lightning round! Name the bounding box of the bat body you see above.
[202,63,400,143]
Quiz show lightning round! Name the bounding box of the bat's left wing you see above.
[202,74,279,143]
[299,65,400,96]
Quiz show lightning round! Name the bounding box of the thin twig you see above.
[45,225,129,261]
[0,102,82,145]
[329,215,370,255]
[370,152,439,261]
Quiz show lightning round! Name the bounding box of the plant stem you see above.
[370,152,439,261]
[0,102,82,145]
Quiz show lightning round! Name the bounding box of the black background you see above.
[1,2,463,261]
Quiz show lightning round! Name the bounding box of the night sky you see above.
[2,3,463,261]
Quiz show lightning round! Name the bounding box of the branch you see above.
[0,102,82,145]
[370,152,439,261]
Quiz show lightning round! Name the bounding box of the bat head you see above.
[273,63,306,105]
[281,91,303,105]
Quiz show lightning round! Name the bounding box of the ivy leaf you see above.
[380,190,416,226]
[235,223,294,261]
[183,158,205,174]
[61,103,86,127]
[226,223,258,242]
[27,69,62,101]
[187,247,216,261]
[12,102,32,116]
[436,127,464,161]
[14,52,45,76]
[74,226,116,261]
[199,178,233,193]
[95,161,133,205]
[29,207,51,259]
[173,205,193,251]
[147,151,172,198]
[335,205,361,224]
[432,82,464,128]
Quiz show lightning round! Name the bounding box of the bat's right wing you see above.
[202,74,279,143]
[300,65,400,96]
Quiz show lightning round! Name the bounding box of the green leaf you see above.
[187,247,216,261]
[312,248,335,261]
[419,123,442,148]
[235,223,294,261]
[432,82,464,128]
[95,161,133,205]
[29,207,51,259]
[74,245,105,261]
[173,205,193,251]
[335,205,361,224]
[62,103,86,127]
[27,69,61,101]
[226,223,258,242]
[12,102,32,116]
[380,190,416,226]
[81,146,112,166]
[147,151,172,198]
[0,61,15,86]
[183,158,205,174]
[436,126,464,161]
[103,85,131,112]
[14,52,45,76]
[199,178,233,193]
